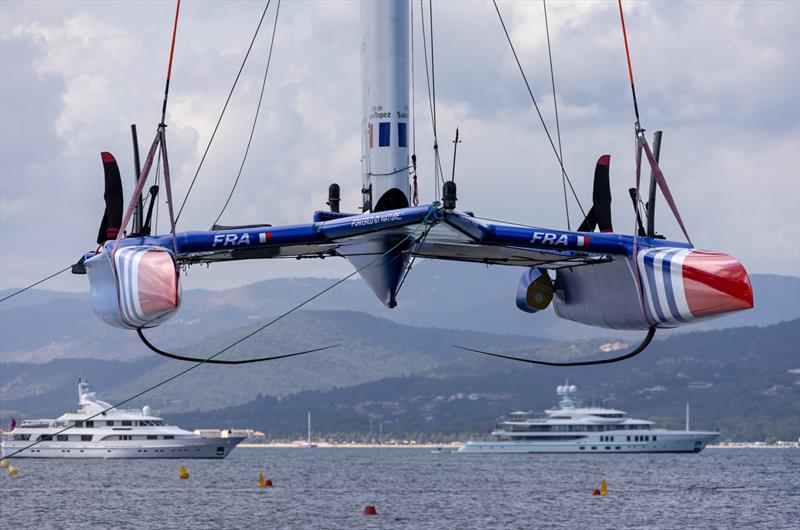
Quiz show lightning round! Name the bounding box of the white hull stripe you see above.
[637,248,694,325]
[114,247,176,328]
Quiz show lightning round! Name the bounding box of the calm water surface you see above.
[1,448,797,529]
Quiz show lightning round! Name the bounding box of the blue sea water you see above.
[1,448,797,529]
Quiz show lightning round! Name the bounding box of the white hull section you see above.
[459,431,718,454]
[2,436,244,459]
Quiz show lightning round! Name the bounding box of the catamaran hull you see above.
[458,432,718,454]
[1,436,244,459]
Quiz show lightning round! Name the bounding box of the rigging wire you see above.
[542,0,570,231]
[454,327,655,367]
[410,0,419,205]
[0,265,73,303]
[418,0,443,200]
[175,0,273,225]
[491,0,587,220]
[2,204,438,460]
[211,0,281,228]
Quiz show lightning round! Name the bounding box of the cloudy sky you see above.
[1,0,798,293]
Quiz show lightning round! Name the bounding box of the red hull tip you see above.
[684,251,754,318]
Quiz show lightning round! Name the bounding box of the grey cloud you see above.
[0,0,798,295]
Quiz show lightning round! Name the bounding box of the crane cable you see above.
[617,0,692,245]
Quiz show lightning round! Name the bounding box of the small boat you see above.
[459,383,718,454]
[1,379,244,459]
[296,412,317,448]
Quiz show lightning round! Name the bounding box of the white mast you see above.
[307,412,311,444]
[685,403,690,431]
[360,0,411,212]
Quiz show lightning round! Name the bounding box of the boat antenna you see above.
[450,127,460,182]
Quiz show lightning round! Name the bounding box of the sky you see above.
[1,0,798,293]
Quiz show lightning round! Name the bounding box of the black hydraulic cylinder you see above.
[131,124,144,234]
[646,130,662,237]
[327,183,341,213]
[443,180,457,210]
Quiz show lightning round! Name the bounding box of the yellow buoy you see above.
[8,465,18,477]
[600,479,608,496]
[178,465,189,480]
[0,458,8,469]
[258,472,267,488]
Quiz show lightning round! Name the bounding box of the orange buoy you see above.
[600,479,608,496]
[362,505,378,516]
[592,489,601,496]
[258,472,267,488]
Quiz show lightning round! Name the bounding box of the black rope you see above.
[0,265,72,303]
[137,328,336,364]
[492,0,587,220]
[542,0,570,230]
[453,327,655,366]
[211,0,281,229]
[175,0,272,225]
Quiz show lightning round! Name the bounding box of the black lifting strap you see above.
[137,329,338,365]
[453,327,656,367]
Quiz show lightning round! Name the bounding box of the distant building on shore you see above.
[194,428,266,442]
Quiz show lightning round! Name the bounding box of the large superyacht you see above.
[459,383,718,454]
[2,379,244,459]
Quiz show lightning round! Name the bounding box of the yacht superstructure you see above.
[459,383,718,454]
[1,379,243,459]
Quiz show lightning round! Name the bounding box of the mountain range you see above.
[1,267,797,441]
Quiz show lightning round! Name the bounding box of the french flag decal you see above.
[577,235,589,247]
[259,232,272,243]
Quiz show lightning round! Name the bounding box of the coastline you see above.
[237,442,798,449]
[239,442,461,449]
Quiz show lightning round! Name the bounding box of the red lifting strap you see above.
[638,135,693,246]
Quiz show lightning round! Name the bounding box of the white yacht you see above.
[1,379,244,459]
[459,383,718,454]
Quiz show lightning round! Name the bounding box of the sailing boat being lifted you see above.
[296,412,317,448]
